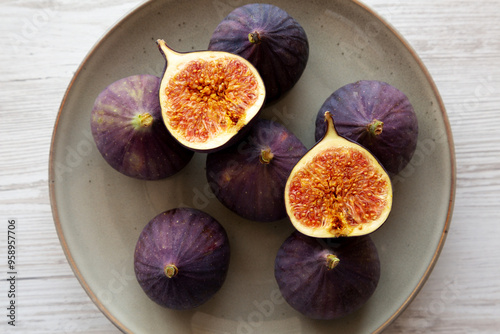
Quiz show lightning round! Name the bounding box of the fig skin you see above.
[134,207,230,310]
[208,3,309,103]
[274,231,380,320]
[206,119,307,222]
[315,80,418,176]
[90,74,194,180]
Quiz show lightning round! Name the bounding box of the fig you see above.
[274,231,380,320]
[134,207,230,310]
[315,80,418,176]
[206,119,307,222]
[90,74,194,180]
[157,39,266,152]
[208,3,309,103]
[285,111,392,238]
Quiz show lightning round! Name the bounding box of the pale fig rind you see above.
[285,111,393,238]
[90,74,193,180]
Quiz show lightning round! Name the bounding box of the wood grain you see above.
[1,0,499,333]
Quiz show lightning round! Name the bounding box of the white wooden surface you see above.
[1,0,499,333]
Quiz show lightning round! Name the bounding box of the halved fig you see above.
[315,80,418,176]
[275,231,380,319]
[157,39,266,152]
[208,3,309,103]
[285,111,392,238]
[134,207,230,310]
[206,119,307,222]
[90,74,194,180]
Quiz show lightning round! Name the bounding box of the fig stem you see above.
[156,39,182,63]
[132,112,154,129]
[326,254,340,270]
[164,264,178,278]
[368,119,384,136]
[324,111,341,139]
[248,31,262,44]
[259,148,274,164]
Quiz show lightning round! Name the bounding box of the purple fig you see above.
[90,74,193,180]
[208,3,309,103]
[134,207,230,310]
[206,119,307,222]
[275,231,380,319]
[315,80,418,176]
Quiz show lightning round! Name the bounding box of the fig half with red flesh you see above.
[157,39,266,152]
[208,3,309,103]
[90,74,194,180]
[275,231,381,320]
[285,111,392,238]
[206,118,307,222]
[134,207,230,310]
[315,80,418,176]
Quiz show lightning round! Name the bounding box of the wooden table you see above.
[1,0,499,333]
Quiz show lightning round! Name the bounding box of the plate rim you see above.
[48,0,457,333]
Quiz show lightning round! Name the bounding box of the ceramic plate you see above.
[49,0,456,333]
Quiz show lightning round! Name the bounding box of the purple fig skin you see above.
[208,3,309,103]
[275,231,380,320]
[206,119,307,222]
[90,74,194,180]
[315,80,418,176]
[134,207,230,310]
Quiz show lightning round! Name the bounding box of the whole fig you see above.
[90,74,193,180]
[134,207,230,310]
[275,231,380,319]
[206,118,307,222]
[208,3,309,103]
[315,80,418,176]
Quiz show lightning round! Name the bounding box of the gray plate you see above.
[49,0,456,333]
